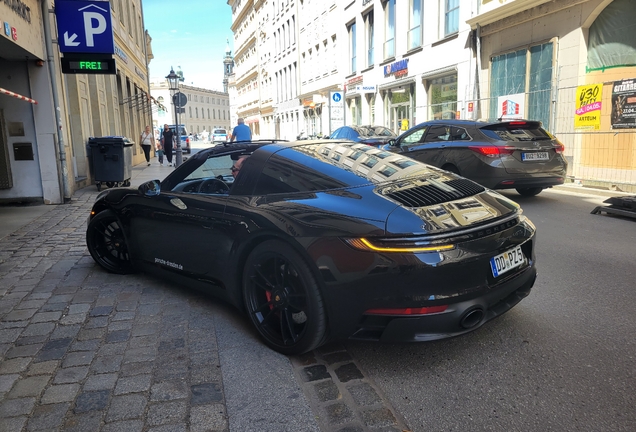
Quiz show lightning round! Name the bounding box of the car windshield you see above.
[183,155,234,181]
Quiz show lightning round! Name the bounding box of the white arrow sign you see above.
[63,31,80,46]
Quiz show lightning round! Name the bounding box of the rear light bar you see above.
[555,140,565,153]
[469,145,515,158]
[365,305,448,316]
[509,121,527,125]
[345,238,455,253]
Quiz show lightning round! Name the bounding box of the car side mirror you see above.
[388,138,397,147]
[138,180,161,197]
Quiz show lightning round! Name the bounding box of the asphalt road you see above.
[344,188,636,431]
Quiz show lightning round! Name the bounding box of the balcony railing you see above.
[408,27,421,51]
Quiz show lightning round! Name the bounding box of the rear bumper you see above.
[492,175,565,190]
[351,265,536,342]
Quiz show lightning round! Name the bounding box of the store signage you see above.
[347,75,363,86]
[5,0,31,23]
[497,93,525,120]
[355,85,376,93]
[61,55,116,74]
[55,0,114,54]
[114,45,128,64]
[574,84,602,130]
[4,22,9,37]
[384,59,409,77]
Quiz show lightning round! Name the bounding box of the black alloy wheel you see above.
[242,240,327,355]
[86,210,134,274]
[516,187,543,197]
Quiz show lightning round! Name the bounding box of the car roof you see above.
[411,119,543,128]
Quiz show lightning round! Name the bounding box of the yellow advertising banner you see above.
[575,84,603,130]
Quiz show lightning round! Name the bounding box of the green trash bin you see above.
[88,136,133,191]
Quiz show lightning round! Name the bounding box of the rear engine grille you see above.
[387,179,485,207]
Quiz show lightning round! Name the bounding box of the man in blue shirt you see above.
[230,118,252,142]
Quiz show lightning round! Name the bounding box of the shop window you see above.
[429,74,457,120]
[489,42,553,129]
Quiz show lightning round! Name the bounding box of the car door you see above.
[399,124,449,167]
[127,156,235,280]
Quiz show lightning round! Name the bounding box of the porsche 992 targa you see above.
[86,140,537,355]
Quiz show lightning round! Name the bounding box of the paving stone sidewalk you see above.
[0,189,228,431]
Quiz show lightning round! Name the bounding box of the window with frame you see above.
[444,0,459,37]
[348,22,357,74]
[409,0,422,50]
[489,42,553,129]
[384,0,395,59]
[365,11,374,67]
[429,74,457,120]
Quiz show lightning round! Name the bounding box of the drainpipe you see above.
[42,0,71,201]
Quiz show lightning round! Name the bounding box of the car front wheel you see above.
[516,187,543,197]
[242,240,327,355]
[86,210,135,274]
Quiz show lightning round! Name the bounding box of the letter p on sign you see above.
[84,12,107,47]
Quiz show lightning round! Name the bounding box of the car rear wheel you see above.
[516,187,543,197]
[86,210,135,274]
[242,240,327,355]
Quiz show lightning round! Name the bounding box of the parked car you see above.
[212,128,229,142]
[330,125,397,146]
[86,140,537,354]
[383,119,567,196]
[167,124,190,154]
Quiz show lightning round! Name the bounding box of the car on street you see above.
[86,139,537,354]
[167,124,191,154]
[383,119,567,196]
[330,125,397,146]
[212,128,229,143]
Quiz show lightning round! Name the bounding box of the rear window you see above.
[214,129,227,134]
[480,122,552,141]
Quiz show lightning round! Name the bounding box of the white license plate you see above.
[490,245,525,278]
[522,152,549,161]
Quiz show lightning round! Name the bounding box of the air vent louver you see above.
[387,179,485,207]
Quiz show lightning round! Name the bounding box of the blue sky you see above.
[141,0,233,91]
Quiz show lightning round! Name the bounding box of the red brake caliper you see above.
[265,290,274,310]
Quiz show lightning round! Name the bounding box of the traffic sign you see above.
[55,1,114,54]
[173,92,188,107]
[331,92,342,103]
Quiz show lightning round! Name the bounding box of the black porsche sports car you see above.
[86,139,537,355]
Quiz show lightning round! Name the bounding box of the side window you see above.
[450,127,470,140]
[400,126,427,145]
[423,125,451,142]
[254,154,346,195]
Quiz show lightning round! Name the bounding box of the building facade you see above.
[150,80,230,137]
[228,0,635,191]
[0,0,154,204]
[468,0,636,190]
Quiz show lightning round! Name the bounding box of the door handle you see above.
[170,198,187,210]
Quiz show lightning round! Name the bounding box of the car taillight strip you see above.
[365,305,448,315]
[345,238,455,253]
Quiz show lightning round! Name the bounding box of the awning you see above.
[0,87,37,105]
[420,65,458,81]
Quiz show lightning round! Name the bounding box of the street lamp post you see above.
[166,67,183,167]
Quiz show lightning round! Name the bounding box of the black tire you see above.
[516,187,543,197]
[86,210,135,274]
[242,240,327,355]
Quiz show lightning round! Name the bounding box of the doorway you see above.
[391,104,411,134]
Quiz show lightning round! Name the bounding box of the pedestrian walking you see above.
[155,138,164,166]
[161,124,176,167]
[140,125,155,166]
[230,118,252,142]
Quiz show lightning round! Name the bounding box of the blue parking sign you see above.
[55,1,114,54]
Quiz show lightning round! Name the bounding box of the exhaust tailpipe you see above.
[460,307,485,329]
